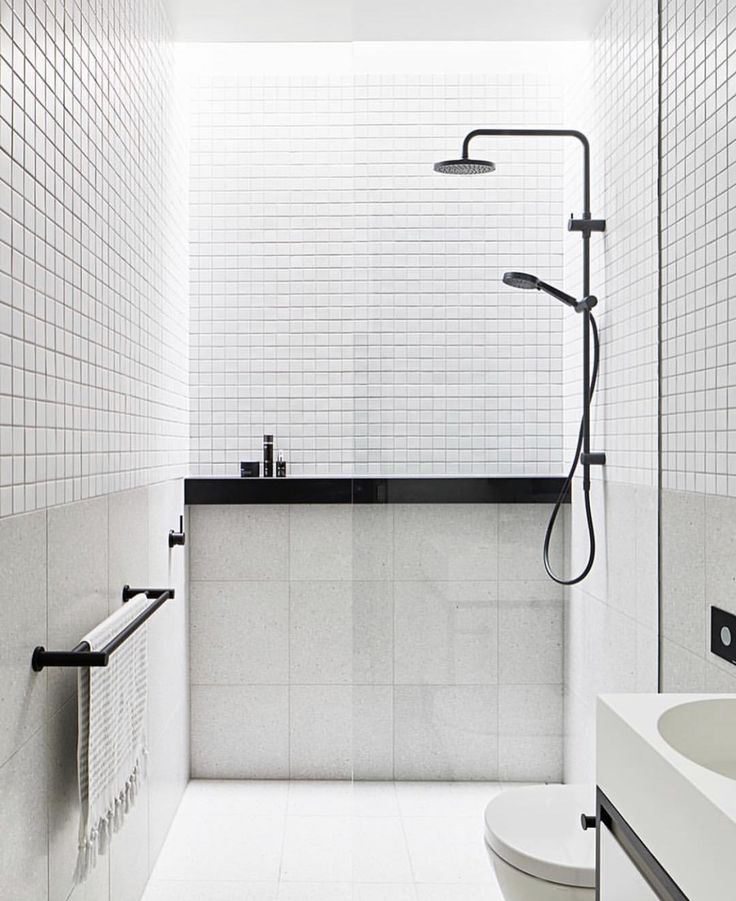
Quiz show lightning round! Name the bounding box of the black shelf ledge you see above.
[185,476,569,506]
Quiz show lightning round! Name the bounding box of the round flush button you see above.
[721,625,732,647]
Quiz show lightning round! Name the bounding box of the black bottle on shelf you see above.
[263,434,274,477]
[276,451,286,478]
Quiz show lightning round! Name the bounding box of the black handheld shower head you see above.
[503,271,539,290]
[503,271,578,309]
[433,158,496,175]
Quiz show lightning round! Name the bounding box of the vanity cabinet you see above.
[596,791,688,901]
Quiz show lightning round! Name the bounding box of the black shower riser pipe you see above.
[448,127,607,584]
[460,128,606,483]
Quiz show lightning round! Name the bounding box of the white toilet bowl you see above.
[484,784,596,901]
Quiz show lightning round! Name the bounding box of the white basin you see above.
[657,698,736,779]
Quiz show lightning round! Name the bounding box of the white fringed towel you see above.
[74,593,149,884]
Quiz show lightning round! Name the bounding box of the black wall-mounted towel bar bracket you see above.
[31,585,175,672]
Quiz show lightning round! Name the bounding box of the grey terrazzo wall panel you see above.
[189,502,564,781]
[0,479,189,901]
[661,489,736,694]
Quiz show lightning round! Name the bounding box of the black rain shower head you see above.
[433,158,496,175]
[503,271,578,309]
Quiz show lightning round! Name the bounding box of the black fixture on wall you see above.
[435,128,606,585]
[169,515,186,548]
[711,606,736,667]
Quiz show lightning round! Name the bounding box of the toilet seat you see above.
[484,784,596,889]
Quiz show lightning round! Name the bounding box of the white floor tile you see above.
[352,818,413,883]
[149,781,513,895]
[277,883,353,901]
[281,816,353,882]
[415,886,505,901]
[355,884,418,900]
[402,817,493,884]
[395,782,504,819]
[152,814,285,882]
[351,783,401,817]
[142,881,279,900]
[287,781,354,816]
[287,781,400,817]
[276,883,419,901]
[178,780,290,820]
[500,781,545,790]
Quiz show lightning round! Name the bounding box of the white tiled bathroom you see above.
[3,1,736,900]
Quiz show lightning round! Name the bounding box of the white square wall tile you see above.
[0,0,189,516]
[187,69,567,478]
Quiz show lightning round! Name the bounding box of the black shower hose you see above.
[543,313,600,586]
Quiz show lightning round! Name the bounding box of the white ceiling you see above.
[165,0,612,42]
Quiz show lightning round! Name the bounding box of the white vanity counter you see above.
[597,693,736,901]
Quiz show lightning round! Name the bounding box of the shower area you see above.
[185,41,576,788]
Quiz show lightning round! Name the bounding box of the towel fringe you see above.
[73,754,147,886]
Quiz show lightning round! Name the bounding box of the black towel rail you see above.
[31,585,175,672]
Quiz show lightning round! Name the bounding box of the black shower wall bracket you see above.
[580,452,607,466]
[568,215,606,236]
